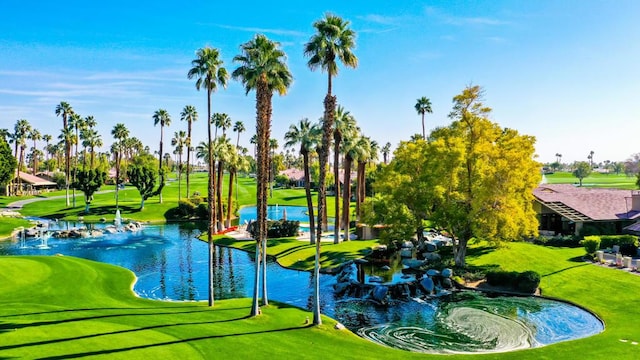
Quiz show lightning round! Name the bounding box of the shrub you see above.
[599,235,638,249]
[533,235,581,248]
[516,271,541,293]
[266,220,300,238]
[580,236,601,255]
[486,270,518,288]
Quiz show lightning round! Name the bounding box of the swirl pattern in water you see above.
[339,292,602,354]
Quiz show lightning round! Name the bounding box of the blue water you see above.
[0,221,603,354]
[239,205,332,225]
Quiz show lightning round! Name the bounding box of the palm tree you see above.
[56,101,74,206]
[233,33,292,316]
[233,121,245,148]
[588,150,595,168]
[415,97,432,140]
[284,118,321,245]
[342,133,364,242]
[68,113,86,207]
[111,123,129,210]
[171,130,187,201]
[83,129,102,169]
[28,128,41,174]
[213,137,232,230]
[188,46,229,307]
[153,109,171,204]
[332,105,357,243]
[356,137,377,220]
[305,14,358,250]
[180,105,198,198]
[226,147,249,228]
[13,119,31,194]
[42,134,52,168]
[382,142,391,164]
[268,138,278,198]
[212,113,232,138]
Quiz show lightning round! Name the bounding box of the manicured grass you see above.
[2,241,639,359]
[215,236,380,271]
[0,217,32,238]
[545,171,637,189]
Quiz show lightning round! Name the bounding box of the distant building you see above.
[533,184,640,236]
[6,171,58,196]
[279,168,306,187]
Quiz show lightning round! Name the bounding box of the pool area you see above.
[0,219,604,354]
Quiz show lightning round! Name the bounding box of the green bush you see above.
[580,236,601,255]
[486,270,518,287]
[599,235,638,249]
[517,271,541,293]
[247,220,300,238]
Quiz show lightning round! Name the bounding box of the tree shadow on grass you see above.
[37,324,314,360]
[541,263,589,278]
[0,315,253,352]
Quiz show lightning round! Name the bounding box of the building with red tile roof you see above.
[533,184,640,236]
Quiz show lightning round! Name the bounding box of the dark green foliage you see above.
[0,136,17,189]
[486,269,541,294]
[580,236,601,255]
[274,174,289,188]
[247,220,300,238]
[599,235,638,249]
[71,168,107,212]
[580,222,621,236]
[52,172,66,189]
[620,243,638,257]
[486,270,519,287]
[516,271,541,293]
[127,164,158,209]
[534,235,581,248]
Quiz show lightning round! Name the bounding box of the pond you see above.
[0,219,603,354]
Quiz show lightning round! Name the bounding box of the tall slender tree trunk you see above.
[186,122,192,198]
[216,160,225,231]
[303,151,316,245]
[333,137,341,244]
[206,88,216,308]
[226,169,234,228]
[73,129,78,207]
[342,156,353,241]
[65,143,70,206]
[421,113,426,140]
[261,236,268,306]
[158,126,164,204]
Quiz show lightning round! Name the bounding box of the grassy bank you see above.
[2,240,640,359]
[0,217,32,238]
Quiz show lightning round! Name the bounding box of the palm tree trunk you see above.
[186,122,192,198]
[216,160,225,231]
[226,169,234,228]
[177,153,182,201]
[343,156,352,241]
[65,143,70,206]
[421,113,426,140]
[261,237,268,306]
[250,241,261,316]
[206,88,216,308]
[303,151,316,245]
[333,137,341,244]
[159,126,164,204]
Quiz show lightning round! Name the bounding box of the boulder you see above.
[420,277,434,294]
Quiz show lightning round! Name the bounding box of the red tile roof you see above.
[534,184,640,221]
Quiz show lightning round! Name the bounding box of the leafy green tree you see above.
[573,161,592,186]
[188,46,228,308]
[72,169,106,213]
[304,13,358,326]
[233,33,292,316]
[0,136,17,191]
[127,164,160,210]
[415,96,432,140]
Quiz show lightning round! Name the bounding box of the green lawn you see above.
[545,171,637,189]
[0,217,32,238]
[15,173,340,223]
[2,241,639,359]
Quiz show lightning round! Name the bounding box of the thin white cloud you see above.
[358,14,403,26]
[424,6,511,27]
[201,23,306,37]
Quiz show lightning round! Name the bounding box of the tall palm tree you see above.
[82,129,102,169]
[28,128,41,174]
[415,97,432,140]
[356,137,377,220]
[305,14,358,250]
[382,142,391,164]
[111,123,129,210]
[332,105,357,243]
[268,138,278,198]
[212,113,232,138]
[68,113,86,207]
[188,46,229,307]
[42,134,52,168]
[284,118,321,245]
[213,137,232,230]
[180,105,198,198]
[226,147,250,228]
[233,33,292,316]
[13,119,31,194]
[171,130,187,201]
[153,109,171,204]
[233,121,245,148]
[56,102,74,206]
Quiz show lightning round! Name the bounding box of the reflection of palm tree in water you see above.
[159,250,167,299]
[228,246,236,294]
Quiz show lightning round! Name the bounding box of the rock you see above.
[381,265,391,271]
[441,278,453,289]
[368,275,384,283]
[401,241,414,249]
[372,286,388,303]
[400,248,413,258]
[334,323,346,330]
[426,269,440,277]
[423,253,441,262]
[420,277,434,294]
[424,241,438,252]
[441,268,453,278]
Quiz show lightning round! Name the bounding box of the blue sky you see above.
[1,0,639,164]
